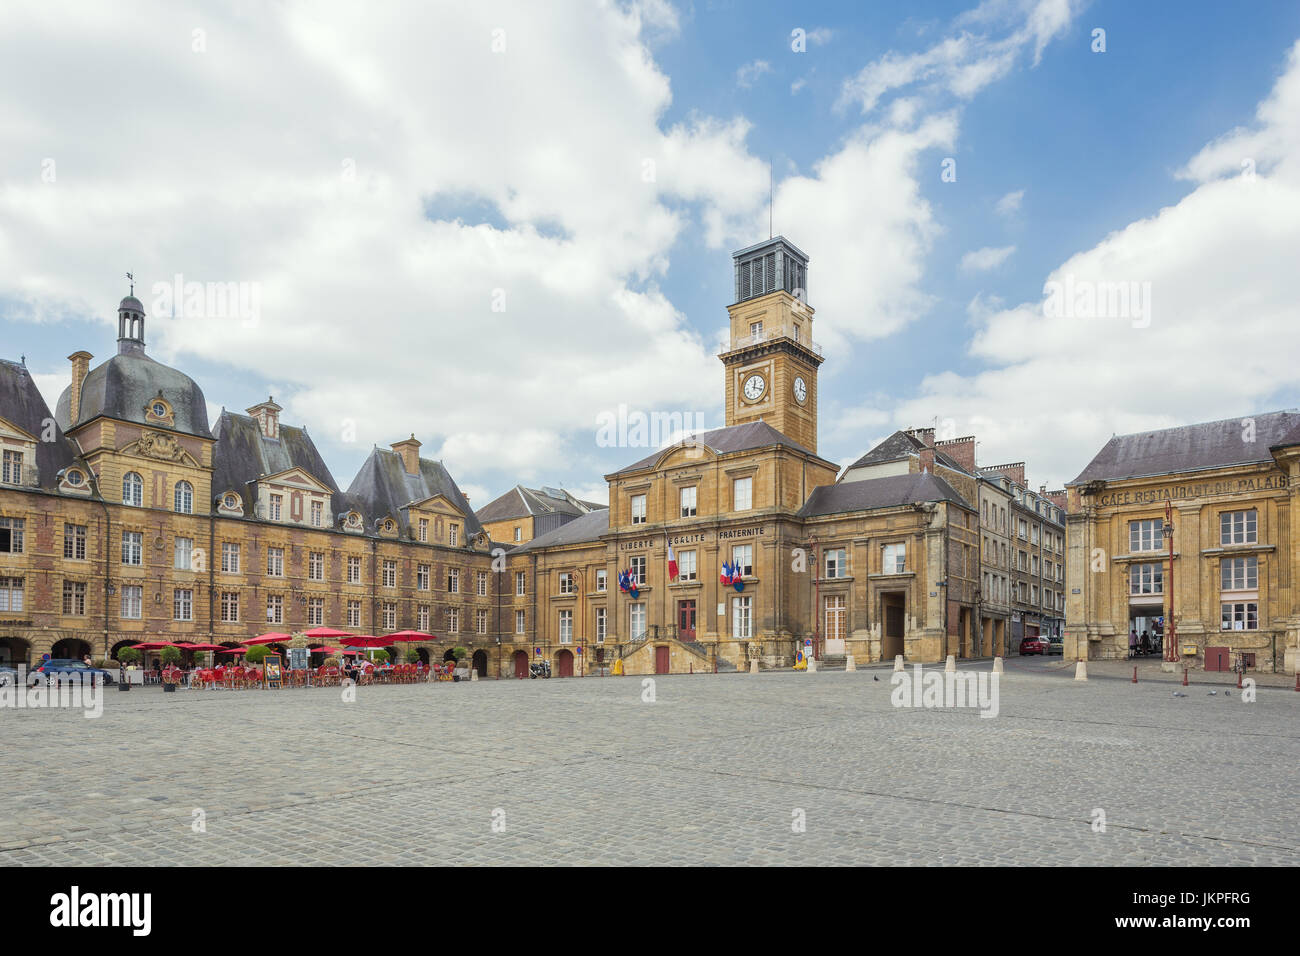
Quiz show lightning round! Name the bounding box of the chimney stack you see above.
[391,435,422,475]
[904,426,935,447]
[919,448,935,474]
[935,435,977,473]
[67,351,93,425]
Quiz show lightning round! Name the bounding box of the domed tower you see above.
[55,282,215,513]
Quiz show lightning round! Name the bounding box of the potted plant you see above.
[245,644,271,666]
[405,649,420,664]
[116,646,140,691]
[160,645,181,692]
[371,648,390,664]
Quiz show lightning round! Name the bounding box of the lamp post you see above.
[1163,501,1179,663]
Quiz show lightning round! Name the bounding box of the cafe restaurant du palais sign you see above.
[1090,472,1288,507]
[617,525,769,551]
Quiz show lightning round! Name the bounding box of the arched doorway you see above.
[555,649,574,678]
[0,637,30,668]
[416,647,430,666]
[51,638,92,661]
[471,650,487,678]
[513,650,528,679]
[109,640,137,664]
[442,649,458,663]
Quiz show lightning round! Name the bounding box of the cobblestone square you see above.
[1,662,1296,866]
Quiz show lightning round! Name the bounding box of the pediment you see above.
[0,415,39,444]
[408,493,464,517]
[654,441,715,471]
[259,467,333,495]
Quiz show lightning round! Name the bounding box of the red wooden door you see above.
[514,651,528,679]
[678,600,696,640]
[556,650,574,677]
[1206,646,1229,672]
[655,645,670,674]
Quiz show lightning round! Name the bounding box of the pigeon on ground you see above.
[873,675,879,681]
[1208,690,1217,696]
[1172,691,1187,697]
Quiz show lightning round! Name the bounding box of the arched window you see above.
[122,472,143,507]
[174,480,193,514]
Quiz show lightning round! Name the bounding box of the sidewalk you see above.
[1049,656,1298,688]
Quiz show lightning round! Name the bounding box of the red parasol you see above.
[303,627,354,640]
[242,633,292,646]
[385,630,436,642]
[339,635,396,648]
[216,646,248,655]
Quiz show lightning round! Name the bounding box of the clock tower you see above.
[720,236,822,453]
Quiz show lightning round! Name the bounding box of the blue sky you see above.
[3,0,1300,505]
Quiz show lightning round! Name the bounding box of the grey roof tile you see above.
[514,508,609,551]
[609,421,823,476]
[799,472,969,518]
[0,358,80,489]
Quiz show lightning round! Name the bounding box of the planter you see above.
[118,682,130,692]
[163,683,177,693]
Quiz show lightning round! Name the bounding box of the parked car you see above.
[27,659,115,687]
[1019,635,1048,656]
[1048,636,1064,655]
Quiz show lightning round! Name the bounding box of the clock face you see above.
[742,374,766,401]
[793,377,807,403]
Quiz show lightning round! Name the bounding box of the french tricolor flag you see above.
[667,541,679,582]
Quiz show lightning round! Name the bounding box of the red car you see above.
[1019,635,1048,656]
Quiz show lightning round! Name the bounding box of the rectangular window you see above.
[1221,602,1258,631]
[882,543,906,574]
[0,576,23,612]
[347,600,361,628]
[515,609,526,635]
[220,591,239,622]
[418,518,428,542]
[558,609,573,644]
[269,494,283,521]
[1220,510,1258,546]
[347,556,362,584]
[173,588,192,621]
[120,584,142,619]
[1,449,23,484]
[595,569,606,592]
[447,607,459,633]
[514,527,522,542]
[1129,563,1163,595]
[62,581,87,616]
[448,568,460,593]
[122,531,143,566]
[63,523,87,560]
[732,544,753,577]
[477,571,487,596]
[476,608,487,634]
[174,537,193,570]
[749,320,763,337]
[825,548,847,579]
[221,542,240,574]
[733,476,752,511]
[309,551,324,581]
[382,559,397,588]
[1129,519,1165,552]
[516,570,527,596]
[1221,556,1258,591]
[630,556,646,585]
[1031,525,1039,546]
[596,607,606,644]
[559,572,576,594]
[417,564,430,590]
[630,602,645,638]
[383,602,396,630]
[267,547,284,577]
[449,525,458,547]
[732,595,752,639]
[418,605,429,631]
[0,517,24,554]
[679,549,697,581]
[680,486,697,517]
[311,500,323,527]
[631,494,647,524]
[308,598,324,627]
[266,594,283,624]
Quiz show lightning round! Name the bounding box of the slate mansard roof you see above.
[846,430,970,475]
[347,447,484,538]
[55,351,213,439]
[609,421,826,477]
[475,485,601,524]
[798,472,970,518]
[1070,410,1300,485]
[0,358,82,489]
[210,411,349,515]
[513,508,610,552]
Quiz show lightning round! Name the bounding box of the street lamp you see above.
[1163,502,1179,663]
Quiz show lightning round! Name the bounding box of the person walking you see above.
[1129,629,1138,659]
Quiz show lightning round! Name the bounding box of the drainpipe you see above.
[94,479,113,660]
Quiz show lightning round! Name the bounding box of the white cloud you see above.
[736,59,772,89]
[874,38,1300,488]
[995,188,1025,215]
[959,245,1016,272]
[806,28,835,46]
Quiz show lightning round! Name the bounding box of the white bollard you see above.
[894,655,905,672]
[992,657,1004,674]
[1074,660,1088,681]
[845,655,856,672]
[807,656,817,673]
[470,668,479,682]
[945,655,956,673]
[750,659,759,675]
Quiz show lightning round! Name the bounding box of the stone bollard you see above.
[894,655,905,672]
[945,655,956,673]
[845,655,856,672]
[470,668,479,682]
[992,657,1004,674]
[750,659,759,675]
[1074,660,1087,681]
[807,656,817,673]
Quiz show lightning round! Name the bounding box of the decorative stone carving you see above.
[137,430,184,462]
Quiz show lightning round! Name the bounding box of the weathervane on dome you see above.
[126,271,134,295]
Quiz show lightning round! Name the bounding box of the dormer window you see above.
[66,469,83,486]
[152,402,166,417]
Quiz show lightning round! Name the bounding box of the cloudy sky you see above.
[3,0,1300,506]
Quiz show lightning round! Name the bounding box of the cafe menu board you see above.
[288,647,309,671]
[263,653,284,689]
